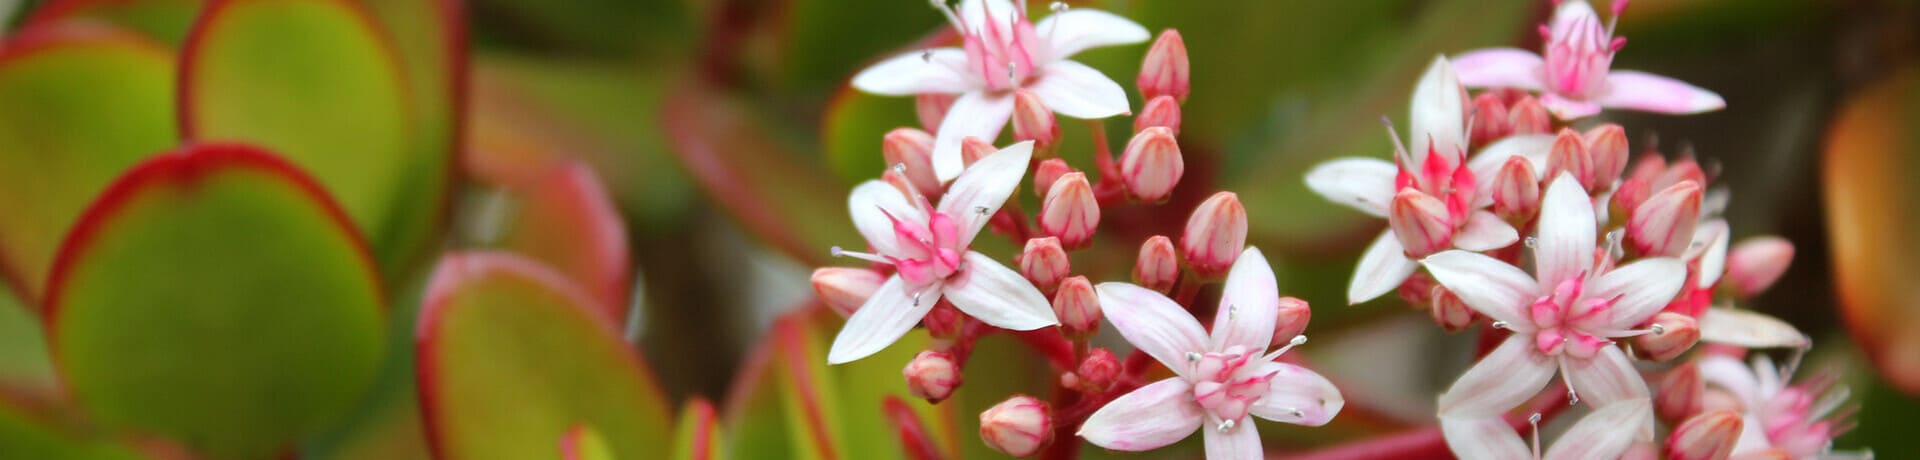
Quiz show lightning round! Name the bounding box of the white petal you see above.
[1202,417,1262,460]
[1565,348,1652,422]
[1034,9,1149,61]
[1467,134,1554,207]
[937,140,1032,244]
[1421,250,1537,328]
[1213,247,1280,351]
[958,0,1018,35]
[943,252,1057,330]
[1547,0,1601,39]
[1696,355,1760,403]
[1691,219,1730,289]
[1025,60,1130,119]
[1453,211,1520,251]
[847,180,924,257]
[1543,398,1654,460]
[1438,336,1556,417]
[1078,377,1203,451]
[1439,415,1531,460]
[1597,71,1726,115]
[1700,308,1810,349]
[850,48,977,96]
[1304,157,1398,218]
[1536,173,1597,289]
[1410,55,1466,164]
[930,91,1015,182]
[1348,230,1419,305]
[1095,282,1209,376]
[1452,48,1546,90]
[827,276,940,364]
[1584,257,1686,331]
[1540,92,1604,120]
[1249,362,1344,427]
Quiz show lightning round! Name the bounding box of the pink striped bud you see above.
[1273,296,1312,344]
[1628,180,1703,257]
[1545,128,1594,189]
[1584,124,1630,189]
[812,267,885,317]
[1052,276,1101,338]
[1134,95,1182,136]
[1469,92,1512,147]
[1612,176,1651,219]
[1119,127,1184,202]
[1491,155,1541,222]
[1020,237,1070,294]
[1040,173,1100,249]
[1667,410,1743,460]
[1508,96,1550,135]
[1430,285,1476,333]
[980,395,1052,457]
[903,350,962,403]
[1656,362,1704,422]
[1071,348,1121,393]
[1633,312,1700,362]
[1389,190,1453,258]
[1181,192,1247,279]
[1137,29,1189,103]
[916,93,956,132]
[1011,90,1060,155]
[1134,235,1180,294]
[1725,236,1794,299]
[1620,442,1662,460]
[1032,158,1073,198]
[882,128,940,196]
[961,137,997,169]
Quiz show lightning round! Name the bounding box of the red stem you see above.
[1287,389,1574,460]
[1172,270,1205,311]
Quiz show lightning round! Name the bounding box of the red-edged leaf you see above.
[21,0,206,45]
[1824,66,1920,396]
[671,398,721,460]
[489,160,631,322]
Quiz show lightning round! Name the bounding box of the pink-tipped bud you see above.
[1389,190,1454,259]
[903,350,962,403]
[1725,236,1794,299]
[1628,180,1703,257]
[1020,237,1071,294]
[916,93,956,132]
[1508,96,1550,135]
[1633,312,1701,362]
[961,136,997,169]
[1667,410,1743,460]
[883,128,940,197]
[1052,276,1101,338]
[1491,155,1541,222]
[1135,95,1182,135]
[1584,124,1630,189]
[1469,92,1512,147]
[1137,29,1189,103]
[1430,286,1476,333]
[1032,158,1073,198]
[1040,173,1100,249]
[1011,90,1061,154]
[1181,192,1247,279]
[1119,127,1184,202]
[1612,176,1652,219]
[1073,348,1121,393]
[1273,296,1312,344]
[1546,128,1594,188]
[812,267,886,317]
[1134,235,1180,294]
[980,395,1052,457]
[1656,362,1705,422]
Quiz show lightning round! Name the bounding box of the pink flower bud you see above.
[1628,180,1703,257]
[1508,96,1550,135]
[1620,442,1662,460]
[1134,95,1182,136]
[1469,92,1512,147]
[980,395,1052,457]
[1019,237,1071,294]
[1074,348,1121,394]
[1491,155,1541,222]
[1389,189,1454,259]
[1430,285,1476,333]
[903,350,962,403]
[1667,410,1743,460]
[1039,173,1100,249]
[1137,29,1189,103]
[1119,127,1184,202]
[1546,128,1594,188]
[883,128,940,197]
[1633,312,1701,362]
[1725,236,1794,299]
[1032,158,1073,198]
[1134,235,1180,294]
[1052,276,1101,338]
[1584,124,1630,189]
[1656,362,1704,422]
[1011,90,1060,154]
[961,136,997,169]
[916,93,956,132]
[1273,296,1312,344]
[1181,192,1247,279]
[812,267,885,317]
[922,305,964,340]
[1612,176,1651,219]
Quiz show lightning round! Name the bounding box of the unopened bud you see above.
[1430,286,1476,333]
[1546,128,1594,189]
[923,305,964,340]
[1667,410,1743,460]
[1633,312,1700,362]
[980,395,1052,457]
[1469,92,1512,147]
[1725,236,1793,299]
[1273,297,1312,344]
[1628,180,1702,257]
[1659,157,1709,191]
[903,350,962,403]
[1019,237,1071,294]
[1620,442,1662,460]
[1491,155,1541,222]
[961,136,997,169]
[1032,158,1073,198]
[883,128,940,196]
[1137,29,1189,103]
[1612,176,1651,219]
[1040,173,1100,249]
[1656,362,1704,422]
[1508,96,1550,135]
[1584,124,1629,189]
[916,93,956,132]
[1135,95,1182,135]
[812,267,886,317]
[1119,127,1184,202]
[1389,190,1454,258]
[1134,235,1180,294]
[1011,90,1060,154]
[1073,348,1121,394]
[1052,276,1102,338]
[1181,192,1247,279]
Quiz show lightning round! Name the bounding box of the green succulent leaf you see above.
[559,424,615,460]
[19,0,207,46]
[489,161,631,322]
[670,399,721,460]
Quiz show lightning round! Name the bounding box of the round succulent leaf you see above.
[21,0,208,46]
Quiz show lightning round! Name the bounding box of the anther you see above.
[1288,408,1304,418]
[1491,321,1510,330]
[1217,419,1236,432]
[893,162,908,174]
[975,206,991,215]
[1050,1,1066,12]
[1528,413,1543,460]
[1650,323,1666,335]
[1524,236,1539,249]
[921,50,933,62]
[1185,351,1202,362]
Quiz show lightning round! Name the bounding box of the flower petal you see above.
[1438,336,1556,417]
[1454,211,1520,251]
[1690,218,1730,289]
[1410,55,1467,163]
[1540,92,1603,120]
[1078,377,1203,451]
[1213,247,1280,351]
[827,276,940,364]
[1696,355,1760,402]
[958,0,1018,35]
[937,140,1032,244]
[1565,348,1652,418]
[1421,250,1537,328]
[1094,282,1209,376]
[1348,230,1419,305]
[1203,418,1263,460]
[1699,308,1810,349]
[1536,173,1597,288]
[1452,48,1546,90]
[1468,134,1554,206]
[1305,157,1398,218]
[931,91,1016,182]
[1034,9,1149,61]
[1598,71,1726,115]
[850,48,977,96]
[847,180,924,256]
[1543,398,1654,460]
[944,252,1057,330]
[1586,257,1686,331]
[1249,362,1344,426]
[1026,60,1131,119]
[1439,415,1531,460]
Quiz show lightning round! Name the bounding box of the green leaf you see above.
[489,161,631,322]
[360,0,465,280]
[19,0,207,46]
[45,144,388,459]
[416,251,672,460]
[670,399,722,460]
[559,424,615,460]
[0,397,149,460]
[0,282,52,389]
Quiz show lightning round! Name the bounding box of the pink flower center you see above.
[887,211,965,293]
[1189,345,1277,426]
[1539,14,1624,99]
[937,0,1043,92]
[1528,277,1615,359]
[1393,141,1478,231]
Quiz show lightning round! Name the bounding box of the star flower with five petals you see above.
[1451,0,1725,119]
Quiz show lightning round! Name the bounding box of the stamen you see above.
[1528,413,1543,460]
[893,162,909,174]
[1380,116,1415,168]
[928,0,966,33]
[1288,407,1305,419]
[1045,2,1067,39]
[975,206,991,215]
[920,50,933,63]
[1784,345,1810,382]
[1227,303,1237,322]
[1650,323,1666,335]
[830,246,892,264]
[1185,351,1202,362]
[1263,335,1309,361]
[1490,320,1510,330]
[1523,236,1538,249]
[1216,418,1236,432]
[1563,378,1580,405]
[911,290,924,306]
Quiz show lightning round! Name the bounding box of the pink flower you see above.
[1698,355,1865,459]
[1451,0,1725,119]
[1442,398,1653,459]
[1078,248,1344,459]
[852,0,1148,182]
[828,142,1057,364]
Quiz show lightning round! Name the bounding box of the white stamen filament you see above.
[1217,418,1236,433]
[1491,320,1511,330]
[928,0,966,34]
[1045,2,1067,41]
[830,246,892,265]
[1263,335,1309,361]
[1528,413,1543,460]
[1380,116,1415,168]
